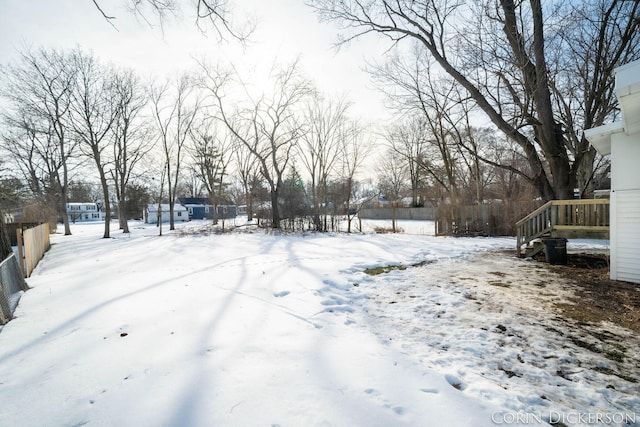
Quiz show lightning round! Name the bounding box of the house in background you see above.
[179,197,237,220]
[143,203,188,224]
[66,202,106,223]
[585,58,640,284]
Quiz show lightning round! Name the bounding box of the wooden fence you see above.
[435,201,543,236]
[359,207,436,221]
[16,223,51,278]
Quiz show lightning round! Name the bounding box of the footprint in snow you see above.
[444,373,467,391]
[364,388,406,416]
[273,291,290,298]
[390,405,406,415]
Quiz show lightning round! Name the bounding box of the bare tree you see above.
[70,50,120,239]
[298,93,350,231]
[182,168,205,198]
[199,60,312,229]
[308,0,640,200]
[149,73,201,230]
[376,148,408,233]
[190,118,233,224]
[372,50,502,207]
[91,0,253,41]
[384,116,429,207]
[338,121,369,233]
[110,68,153,233]
[231,138,261,222]
[1,115,58,219]
[0,47,79,235]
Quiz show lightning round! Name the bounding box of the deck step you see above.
[516,199,610,257]
[524,240,545,258]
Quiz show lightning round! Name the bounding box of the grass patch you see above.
[556,303,603,324]
[364,265,408,276]
[612,342,628,353]
[489,281,511,288]
[605,350,625,363]
[569,336,602,353]
[373,226,404,234]
[593,366,638,383]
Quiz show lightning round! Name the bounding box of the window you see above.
[177,212,182,217]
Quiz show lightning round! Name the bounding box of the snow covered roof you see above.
[146,203,187,212]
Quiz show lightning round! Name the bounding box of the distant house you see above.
[66,202,106,223]
[362,196,389,209]
[144,204,188,224]
[585,58,640,284]
[179,197,237,220]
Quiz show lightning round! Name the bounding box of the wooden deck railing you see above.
[516,199,610,255]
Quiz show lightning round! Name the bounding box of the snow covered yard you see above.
[0,220,637,426]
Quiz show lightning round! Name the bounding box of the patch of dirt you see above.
[530,251,640,333]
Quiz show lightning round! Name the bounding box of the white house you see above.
[585,59,640,284]
[66,202,106,223]
[144,203,189,224]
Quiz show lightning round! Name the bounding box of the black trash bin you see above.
[542,238,568,265]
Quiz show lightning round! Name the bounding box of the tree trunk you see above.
[58,167,72,236]
[270,187,281,229]
[60,195,72,235]
[119,202,130,233]
[246,192,253,222]
[98,170,111,239]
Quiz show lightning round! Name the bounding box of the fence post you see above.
[16,226,25,278]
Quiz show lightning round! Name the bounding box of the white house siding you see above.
[609,130,640,284]
[145,204,188,224]
[612,190,640,283]
[585,59,640,285]
[66,203,106,222]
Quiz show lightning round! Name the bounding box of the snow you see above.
[0,220,635,426]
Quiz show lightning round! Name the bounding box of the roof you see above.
[147,204,187,212]
[179,197,236,206]
[179,197,209,205]
[585,59,640,155]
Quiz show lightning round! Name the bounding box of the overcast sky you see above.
[0,0,392,124]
